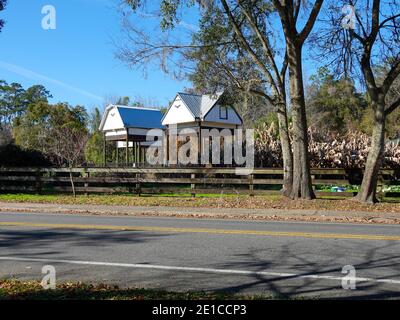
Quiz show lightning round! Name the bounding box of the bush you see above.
[0,144,51,167]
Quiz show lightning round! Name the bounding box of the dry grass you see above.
[0,279,272,300]
[0,193,398,213]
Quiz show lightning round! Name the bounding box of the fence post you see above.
[249,174,254,197]
[377,171,384,201]
[191,173,196,197]
[84,170,90,196]
[35,169,42,194]
[136,173,141,196]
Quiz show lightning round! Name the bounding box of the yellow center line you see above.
[0,221,399,241]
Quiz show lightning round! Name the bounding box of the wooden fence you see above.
[0,167,399,198]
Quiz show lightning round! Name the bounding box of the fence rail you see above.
[0,167,399,198]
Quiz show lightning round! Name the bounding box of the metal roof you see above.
[178,92,224,119]
[116,106,165,129]
[99,105,165,131]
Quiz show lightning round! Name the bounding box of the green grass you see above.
[0,192,247,200]
[0,192,281,205]
[383,186,400,192]
[0,192,398,212]
[0,193,61,202]
[0,279,275,300]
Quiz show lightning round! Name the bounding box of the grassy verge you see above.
[0,192,399,213]
[0,280,272,300]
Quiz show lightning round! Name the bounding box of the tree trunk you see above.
[277,102,293,197]
[69,171,76,198]
[287,43,315,200]
[355,101,386,203]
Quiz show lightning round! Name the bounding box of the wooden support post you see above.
[137,144,140,167]
[139,146,142,166]
[132,141,136,166]
[191,173,196,197]
[136,173,141,196]
[134,142,138,167]
[137,143,140,166]
[104,136,106,166]
[132,142,135,166]
[116,141,119,167]
[125,131,129,166]
[198,124,202,166]
[249,174,254,197]
[84,170,90,196]
[139,144,143,167]
[311,174,316,193]
[165,129,169,166]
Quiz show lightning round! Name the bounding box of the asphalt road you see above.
[1,211,400,299]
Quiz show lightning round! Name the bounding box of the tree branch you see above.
[368,0,381,43]
[271,0,293,35]
[238,2,284,91]
[379,13,400,29]
[220,0,279,93]
[385,96,400,115]
[299,0,324,44]
[280,50,288,84]
[382,60,400,94]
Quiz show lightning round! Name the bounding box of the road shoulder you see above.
[0,201,399,225]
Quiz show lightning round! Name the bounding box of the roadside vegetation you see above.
[0,193,398,213]
[0,279,274,300]
[1,0,399,205]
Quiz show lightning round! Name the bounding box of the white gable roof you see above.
[162,91,243,126]
[178,91,224,118]
[99,105,165,131]
[100,105,124,131]
[162,95,195,125]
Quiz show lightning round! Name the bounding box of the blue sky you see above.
[0,1,320,114]
[0,0,194,112]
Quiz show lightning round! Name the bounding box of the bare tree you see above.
[316,0,400,203]
[118,0,326,198]
[263,0,324,200]
[48,126,89,167]
[190,1,294,196]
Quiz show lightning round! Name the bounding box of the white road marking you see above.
[0,256,400,285]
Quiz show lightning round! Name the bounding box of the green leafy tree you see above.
[0,81,51,128]
[85,107,104,166]
[318,0,400,203]
[0,81,26,126]
[306,67,367,132]
[13,102,89,166]
[116,96,130,105]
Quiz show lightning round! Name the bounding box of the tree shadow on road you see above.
[2,228,400,299]
[208,241,400,299]
[0,228,171,250]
